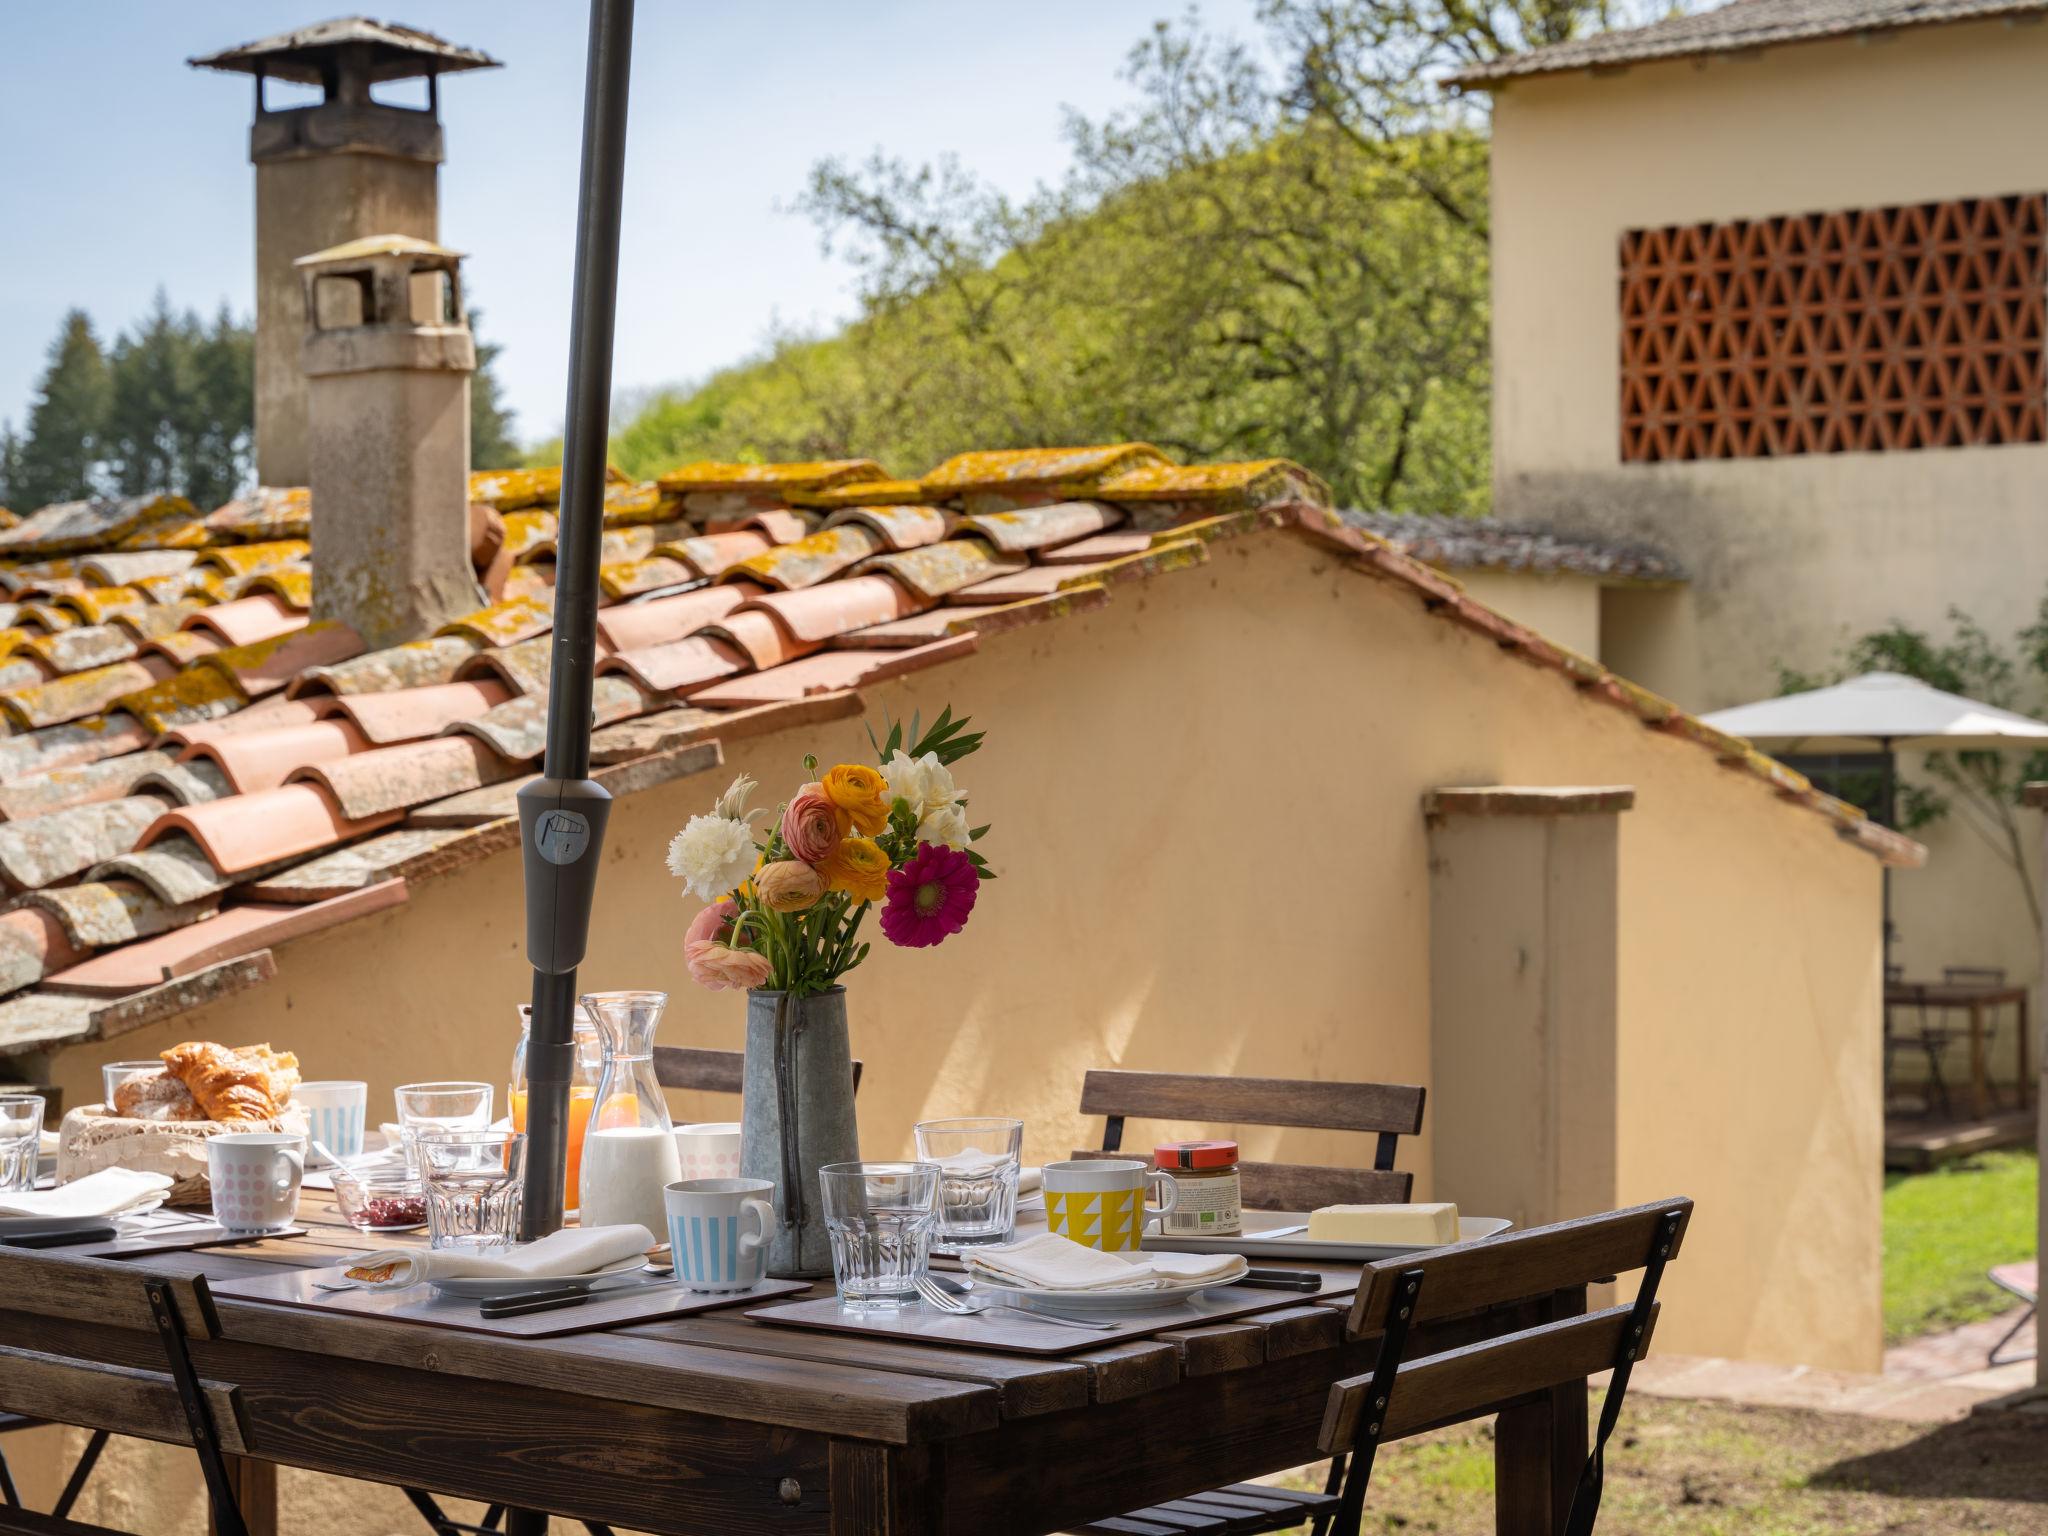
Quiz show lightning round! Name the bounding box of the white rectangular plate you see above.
[1142,1211,1512,1262]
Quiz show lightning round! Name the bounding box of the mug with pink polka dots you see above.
[206,1132,305,1234]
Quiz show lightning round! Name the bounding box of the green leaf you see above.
[968,823,991,840]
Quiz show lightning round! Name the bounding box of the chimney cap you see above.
[189,16,500,85]
[295,233,465,269]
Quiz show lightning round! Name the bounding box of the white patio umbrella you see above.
[1704,671,2048,959]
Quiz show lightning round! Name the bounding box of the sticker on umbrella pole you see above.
[534,808,592,865]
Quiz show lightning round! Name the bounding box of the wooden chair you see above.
[1075,1069,1428,1209]
[653,1046,863,1097]
[1317,1197,1693,1536]
[1068,1069,1426,1534]
[0,1247,252,1536]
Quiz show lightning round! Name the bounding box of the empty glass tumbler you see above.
[819,1161,942,1310]
[913,1117,1024,1251]
[418,1129,525,1250]
[0,1094,43,1193]
[394,1081,494,1173]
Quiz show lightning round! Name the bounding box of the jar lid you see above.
[1155,1139,1238,1169]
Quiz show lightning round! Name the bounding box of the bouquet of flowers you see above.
[666,707,994,999]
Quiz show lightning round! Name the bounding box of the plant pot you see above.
[740,987,860,1278]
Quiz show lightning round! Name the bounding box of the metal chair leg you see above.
[51,1429,108,1520]
[1989,1304,2037,1367]
[0,1443,17,1508]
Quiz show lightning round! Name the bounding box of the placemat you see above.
[746,1269,1357,1357]
[0,1212,307,1260]
[211,1264,807,1338]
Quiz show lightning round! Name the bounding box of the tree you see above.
[0,423,25,515]
[469,307,521,470]
[13,309,110,510]
[100,292,253,513]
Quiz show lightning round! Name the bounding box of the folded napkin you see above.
[340,1223,655,1291]
[964,1232,1243,1292]
[1018,1165,1042,1196]
[0,1167,172,1220]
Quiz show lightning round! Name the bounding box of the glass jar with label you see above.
[1154,1140,1242,1236]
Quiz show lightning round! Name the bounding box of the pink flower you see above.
[684,897,774,990]
[879,842,980,949]
[781,783,841,864]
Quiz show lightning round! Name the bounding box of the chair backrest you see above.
[653,1045,863,1096]
[1319,1198,1692,1521]
[1076,1069,1427,1207]
[0,1248,221,1341]
[1943,965,2006,986]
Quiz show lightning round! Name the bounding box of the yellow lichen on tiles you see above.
[919,443,1170,494]
[787,478,936,510]
[115,664,249,735]
[438,594,554,648]
[61,587,149,625]
[654,460,887,495]
[600,481,675,526]
[500,510,557,561]
[726,525,882,589]
[469,466,562,511]
[599,557,693,599]
[118,516,213,552]
[1096,459,1332,509]
[180,571,233,604]
[244,569,313,609]
[206,485,312,542]
[196,539,312,576]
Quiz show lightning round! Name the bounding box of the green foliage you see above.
[8,309,110,510]
[468,307,522,470]
[1883,1151,2036,1341]
[101,293,254,513]
[603,0,1628,509]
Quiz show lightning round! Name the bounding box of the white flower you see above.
[916,802,972,851]
[884,750,964,818]
[711,773,759,823]
[666,815,757,902]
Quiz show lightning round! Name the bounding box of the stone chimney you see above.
[299,235,484,647]
[190,18,499,487]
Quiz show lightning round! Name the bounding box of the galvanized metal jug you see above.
[739,987,860,1278]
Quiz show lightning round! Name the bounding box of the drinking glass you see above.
[393,1081,494,1173]
[0,1094,43,1193]
[819,1161,941,1311]
[913,1117,1024,1252]
[417,1130,525,1251]
[101,1061,161,1107]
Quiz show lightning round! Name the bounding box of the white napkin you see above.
[1018,1165,1042,1195]
[339,1223,655,1291]
[965,1232,1249,1291]
[0,1167,172,1220]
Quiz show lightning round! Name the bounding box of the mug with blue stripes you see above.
[294,1080,368,1161]
[665,1177,775,1292]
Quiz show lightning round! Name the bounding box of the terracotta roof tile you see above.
[41,881,407,998]
[193,538,311,578]
[138,783,401,875]
[825,607,974,650]
[599,556,696,598]
[958,501,1123,554]
[116,666,249,736]
[0,907,88,996]
[292,634,480,697]
[598,635,749,696]
[654,459,885,495]
[327,679,511,744]
[0,750,179,822]
[292,735,513,821]
[159,694,335,748]
[501,509,556,560]
[242,568,314,610]
[1034,530,1156,565]
[58,587,150,626]
[20,879,220,950]
[132,758,234,807]
[180,719,370,795]
[695,609,813,673]
[920,444,1168,495]
[688,634,979,708]
[0,714,152,779]
[192,620,363,698]
[468,466,562,511]
[27,624,139,675]
[446,675,647,762]
[0,795,166,891]
[1,656,175,731]
[823,505,950,552]
[205,486,310,542]
[454,632,561,696]
[437,594,555,649]
[725,525,882,591]
[91,833,235,907]
[141,630,225,669]
[20,602,79,633]
[1096,459,1331,508]
[864,538,1028,601]
[710,510,810,544]
[183,593,305,647]
[112,602,208,642]
[241,825,480,902]
[0,659,40,693]
[595,583,759,651]
[406,775,536,827]
[658,530,774,578]
[786,478,936,511]
[0,494,197,558]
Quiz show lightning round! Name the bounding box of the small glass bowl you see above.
[332,1164,429,1233]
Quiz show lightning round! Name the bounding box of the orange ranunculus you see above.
[817,836,890,903]
[820,763,891,836]
[754,859,826,913]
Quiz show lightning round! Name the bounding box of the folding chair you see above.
[1069,1069,1426,1534]
[1988,1260,2037,1368]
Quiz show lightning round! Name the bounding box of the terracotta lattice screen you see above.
[1619,194,2048,462]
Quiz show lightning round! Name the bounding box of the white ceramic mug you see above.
[673,1121,743,1182]
[207,1133,305,1234]
[294,1080,368,1162]
[665,1178,775,1292]
[1041,1158,1179,1253]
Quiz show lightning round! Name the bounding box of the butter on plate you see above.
[1306,1202,1460,1246]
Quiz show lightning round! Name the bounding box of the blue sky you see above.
[0,1,1263,452]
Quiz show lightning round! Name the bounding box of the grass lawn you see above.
[1883,1149,2037,1342]
[1271,1396,2048,1534]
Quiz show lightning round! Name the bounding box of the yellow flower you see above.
[821,763,891,835]
[818,837,890,903]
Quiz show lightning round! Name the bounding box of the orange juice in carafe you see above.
[511,1003,604,1215]
[509,1086,597,1202]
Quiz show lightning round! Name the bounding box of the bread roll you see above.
[112,1070,205,1122]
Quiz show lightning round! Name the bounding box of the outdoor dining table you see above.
[1884,977,2033,1119]
[0,1192,1593,1536]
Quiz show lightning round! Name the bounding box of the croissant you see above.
[159,1041,301,1123]
[113,1070,206,1122]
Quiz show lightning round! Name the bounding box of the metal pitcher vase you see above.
[740,987,860,1278]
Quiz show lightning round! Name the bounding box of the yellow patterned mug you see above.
[1042,1159,1180,1253]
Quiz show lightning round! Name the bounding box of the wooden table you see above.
[0,1197,1591,1535]
[1885,980,2033,1119]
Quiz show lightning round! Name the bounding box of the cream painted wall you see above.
[28,533,1884,1533]
[1487,18,2048,1028]
[1451,569,1602,658]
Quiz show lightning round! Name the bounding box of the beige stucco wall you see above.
[1487,18,2048,1025]
[1450,568,1603,659]
[26,533,1884,1530]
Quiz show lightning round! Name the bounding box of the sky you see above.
[0,1,1265,450]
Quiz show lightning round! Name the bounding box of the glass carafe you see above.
[510,1003,603,1214]
[577,991,680,1237]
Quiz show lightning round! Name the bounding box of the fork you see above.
[911,1276,1117,1331]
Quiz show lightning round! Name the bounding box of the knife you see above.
[1240,1267,1324,1291]
[1244,1223,1309,1240]
[0,1225,119,1249]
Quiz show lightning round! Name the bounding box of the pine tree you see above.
[102,291,254,511]
[14,309,110,511]
[0,423,25,515]
[469,306,521,470]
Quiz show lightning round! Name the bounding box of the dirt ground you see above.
[1274,1396,2048,1535]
